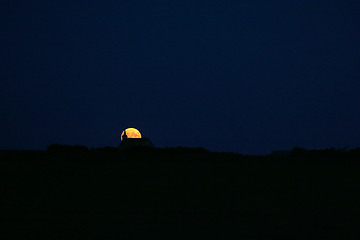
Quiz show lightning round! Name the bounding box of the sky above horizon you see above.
[1,1,359,154]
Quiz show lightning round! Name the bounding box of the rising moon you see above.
[121,128,142,141]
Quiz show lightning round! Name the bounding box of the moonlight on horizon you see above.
[121,128,142,141]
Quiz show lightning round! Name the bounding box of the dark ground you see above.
[1,148,360,239]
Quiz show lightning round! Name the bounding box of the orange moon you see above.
[121,128,142,141]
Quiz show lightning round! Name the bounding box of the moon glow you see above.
[121,128,142,141]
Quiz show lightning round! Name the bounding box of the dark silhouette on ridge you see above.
[119,129,154,152]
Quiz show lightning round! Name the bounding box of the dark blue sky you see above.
[1,1,359,154]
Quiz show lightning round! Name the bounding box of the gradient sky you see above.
[1,1,359,154]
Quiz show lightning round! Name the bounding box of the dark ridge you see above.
[47,144,89,152]
[2,147,359,238]
[94,146,118,153]
[122,146,210,156]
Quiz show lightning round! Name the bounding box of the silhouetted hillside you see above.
[47,144,89,152]
[1,148,360,239]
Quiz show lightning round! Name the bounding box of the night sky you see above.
[1,1,359,154]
